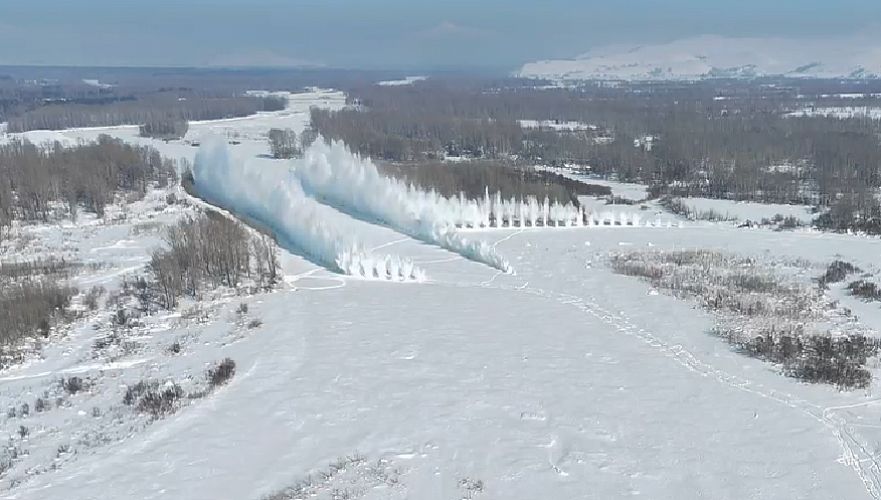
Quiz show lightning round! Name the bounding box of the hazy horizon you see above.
[1,0,880,70]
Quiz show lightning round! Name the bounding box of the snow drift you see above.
[293,141,512,273]
[193,137,424,281]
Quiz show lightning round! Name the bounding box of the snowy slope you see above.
[519,34,881,81]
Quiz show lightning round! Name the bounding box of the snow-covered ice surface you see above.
[7,90,881,500]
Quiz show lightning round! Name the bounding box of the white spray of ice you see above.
[293,141,512,273]
[193,137,424,281]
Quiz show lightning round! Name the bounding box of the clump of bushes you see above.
[139,119,189,140]
[613,249,879,389]
[267,128,302,159]
[606,196,639,206]
[148,214,280,309]
[83,285,106,311]
[207,358,236,388]
[760,213,803,230]
[660,198,736,222]
[610,250,806,318]
[377,161,588,205]
[168,341,182,355]
[818,260,859,287]
[123,380,184,418]
[62,376,87,395]
[0,280,77,363]
[813,197,881,236]
[848,280,881,301]
[721,324,880,389]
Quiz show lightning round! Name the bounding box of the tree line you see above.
[377,161,609,205]
[149,213,280,309]
[0,136,178,241]
[311,78,881,232]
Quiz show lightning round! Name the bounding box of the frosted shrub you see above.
[612,249,879,389]
[124,380,184,418]
[818,260,859,287]
[207,358,236,388]
[848,280,881,301]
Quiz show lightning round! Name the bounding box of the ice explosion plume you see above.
[294,141,512,273]
[192,137,424,281]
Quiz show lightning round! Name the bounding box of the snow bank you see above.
[193,137,423,281]
[293,141,512,273]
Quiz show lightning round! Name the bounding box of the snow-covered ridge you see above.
[518,34,881,81]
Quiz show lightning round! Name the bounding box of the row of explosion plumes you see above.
[194,139,677,282]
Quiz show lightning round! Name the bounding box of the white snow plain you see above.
[5,88,881,500]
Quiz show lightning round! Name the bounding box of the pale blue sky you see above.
[0,0,878,69]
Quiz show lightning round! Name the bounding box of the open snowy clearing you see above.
[4,90,881,500]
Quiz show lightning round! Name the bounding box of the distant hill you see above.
[518,34,881,82]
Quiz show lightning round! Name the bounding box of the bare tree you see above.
[267,128,300,159]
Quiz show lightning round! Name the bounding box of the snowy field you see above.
[4,90,881,500]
